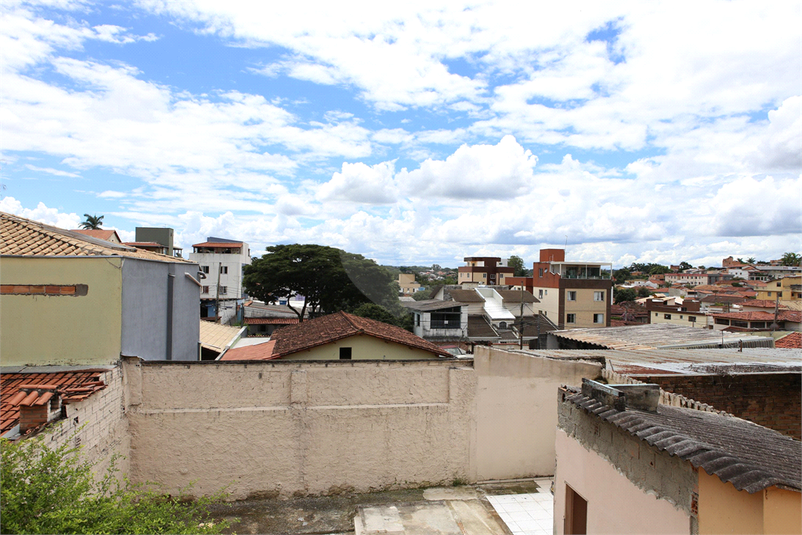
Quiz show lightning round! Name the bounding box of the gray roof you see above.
[495,289,539,303]
[445,289,486,303]
[467,315,498,339]
[401,300,467,312]
[563,387,802,493]
[550,323,773,350]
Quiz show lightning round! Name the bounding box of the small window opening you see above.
[339,347,352,360]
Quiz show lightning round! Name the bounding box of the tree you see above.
[637,286,653,298]
[508,255,526,277]
[678,261,692,271]
[746,257,756,264]
[1,435,228,534]
[243,244,399,321]
[412,290,432,301]
[613,268,631,285]
[614,287,637,304]
[780,252,801,266]
[351,303,414,332]
[80,214,104,230]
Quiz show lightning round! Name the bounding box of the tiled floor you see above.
[486,479,553,535]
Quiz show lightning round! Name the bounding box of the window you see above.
[565,484,587,535]
[430,307,462,329]
[539,268,544,277]
[594,291,604,301]
[688,316,696,322]
[339,347,352,360]
[201,266,209,274]
[567,291,577,301]
[593,313,603,324]
[416,314,420,327]
[219,286,228,295]
[482,273,487,278]
[566,313,576,324]
[664,314,672,319]
[202,286,209,294]
[220,265,228,274]
[538,289,544,299]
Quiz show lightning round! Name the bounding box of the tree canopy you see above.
[243,244,400,321]
[781,252,801,266]
[508,255,526,277]
[80,214,104,230]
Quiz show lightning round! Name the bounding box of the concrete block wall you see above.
[124,359,476,500]
[638,373,802,440]
[46,366,131,482]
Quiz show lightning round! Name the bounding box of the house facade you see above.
[530,249,613,329]
[755,275,802,302]
[189,237,251,323]
[458,256,514,286]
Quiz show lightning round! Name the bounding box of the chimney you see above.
[14,384,61,434]
[582,379,660,412]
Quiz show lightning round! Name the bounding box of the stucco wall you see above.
[278,333,442,360]
[554,429,691,535]
[125,359,476,499]
[0,257,123,366]
[121,259,200,361]
[474,347,602,480]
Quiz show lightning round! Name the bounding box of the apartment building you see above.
[531,249,612,329]
[755,276,802,301]
[189,237,251,323]
[458,257,514,286]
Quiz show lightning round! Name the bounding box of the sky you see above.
[1,0,800,269]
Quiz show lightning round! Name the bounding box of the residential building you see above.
[664,271,732,286]
[755,275,802,301]
[645,297,710,328]
[130,226,183,257]
[71,228,122,243]
[458,256,514,286]
[530,248,612,329]
[555,380,801,535]
[221,311,451,360]
[397,273,421,295]
[189,237,252,323]
[0,212,201,365]
[712,310,801,332]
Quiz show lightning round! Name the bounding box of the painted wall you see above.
[563,287,608,328]
[279,333,443,360]
[125,359,476,499]
[0,257,123,366]
[554,429,691,535]
[121,259,200,361]
[474,347,602,480]
[763,486,802,535]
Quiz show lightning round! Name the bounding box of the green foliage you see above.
[243,244,400,321]
[508,255,526,277]
[678,261,692,271]
[636,286,653,298]
[614,287,637,304]
[613,268,631,284]
[781,252,801,266]
[411,290,432,301]
[1,436,229,535]
[80,214,104,230]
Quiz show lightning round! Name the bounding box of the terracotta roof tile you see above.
[775,332,802,349]
[713,311,801,322]
[244,317,301,325]
[1,212,191,263]
[71,229,120,242]
[1,371,108,435]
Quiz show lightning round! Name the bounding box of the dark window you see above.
[689,316,696,322]
[566,313,576,324]
[565,484,587,535]
[664,314,671,320]
[430,307,462,329]
[201,266,209,273]
[339,347,352,360]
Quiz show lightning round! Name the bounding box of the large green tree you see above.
[508,255,526,277]
[243,244,399,321]
[780,252,801,266]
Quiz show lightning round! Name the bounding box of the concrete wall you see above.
[474,347,602,480]
[554,429,691,535]
[638,373,802,440]
[46,366,130,483]
[124,359,476,499]
[0,257,123,366]
[121,259,200,361]
[279,334,442,360]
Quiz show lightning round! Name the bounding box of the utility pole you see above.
[519,285,524,349]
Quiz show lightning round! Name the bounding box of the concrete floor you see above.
[207,479,554,535]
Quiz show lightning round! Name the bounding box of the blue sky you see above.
[1,0,800,268]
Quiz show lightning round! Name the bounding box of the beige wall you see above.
[0,257,123,366]
[532,285,559,322]
[649,310,710,328]
[125,359,476,499]
[279,334,441,360]
[564,288,607,328]
[554,429,691,535]
[698,469,801,535]
[474,347,601,480]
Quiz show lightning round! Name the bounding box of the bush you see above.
[0,435,230,534]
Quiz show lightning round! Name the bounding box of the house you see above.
[220,311,452,361]
[555,379,801,535]
[0,212,201,365]
[189,237,252,323]
[712,310,802,332]
[645,297,710,328]
[198,320,246,360]
[529,249,613,329]
[404,299,469,343]
[755,275,802,302]
[130,226,183,257]
[71,228,122,243]
[664,271,732,286]
[457,256,515,286]
[243,300,303,336]
[397,273,421,295]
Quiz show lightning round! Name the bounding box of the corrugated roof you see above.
[467,315,498,339]
[550,324,772,350]
[223,311,451,360]
[402,299,467,312]
[562,386,801,493]
[495,289,539,303]
[1,370,108,435]
[1,212,191,263]
[445,289,486,303]
[199,321,245,352]
[244,317,301,325]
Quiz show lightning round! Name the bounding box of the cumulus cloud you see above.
[317,161,398,204]
[0,196,81,228]
[708,175,802,237]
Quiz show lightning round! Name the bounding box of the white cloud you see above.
[24,164,80,177]
[0,196,81,228]
[317,161,398,204]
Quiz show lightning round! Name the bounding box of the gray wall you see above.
[121,259,200,361]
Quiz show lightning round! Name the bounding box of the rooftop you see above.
[775,332,802,349]
[713,310,801,322]
[561,385,801,493]
[401,299,467,312]
[1,212,191,263]
[199,321,245,353]
[71,229,120,243]
[222,311,452,360]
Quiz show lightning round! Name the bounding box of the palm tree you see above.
[781,252,801,266]
[80,214,104,230]
[746,257,756,264]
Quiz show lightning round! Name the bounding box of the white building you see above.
[189,237,251,323]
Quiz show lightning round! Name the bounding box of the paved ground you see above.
[207,479,553,535]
